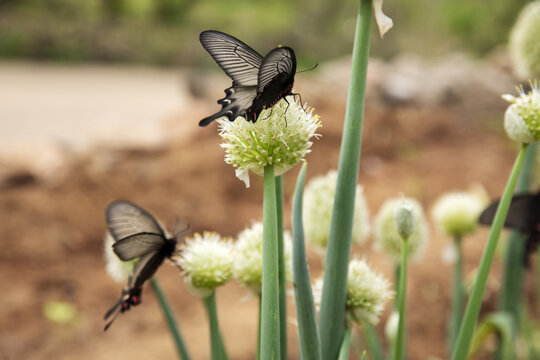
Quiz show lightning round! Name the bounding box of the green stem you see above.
[393,238,409,360]
[451,143,529,360]
[275,175,287,360]
[292,164,322,360]
[449,236,464,354]
[261,164,280,360]
[203,290,228,360]
[318,0,372,358]
[497,142,536,360]
[363,323,384,360]
[338,326,353,360]
[150,277,191,360]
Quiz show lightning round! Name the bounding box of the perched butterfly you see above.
[478,192,540,267]
[199,30,297,126]
[103,200,180,330]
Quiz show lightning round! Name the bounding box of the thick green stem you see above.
[203,291,228,360]
[363,323,384,360]
[261,164,280,360]
[292,164,322,360]
[338,326,353,360]
[451,143,529,360]
[449,236,464,354]
[393,238,409,360]
[150,277,191,360]
[318,0,372,358]
[275,175,287,360]
[257,296,262,360]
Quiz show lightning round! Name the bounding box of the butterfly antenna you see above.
[174,222,190,239]
[296,63,319,74]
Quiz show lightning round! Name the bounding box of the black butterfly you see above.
[103,200,179,331]
[199,30,297,126]
[478,192,540,267]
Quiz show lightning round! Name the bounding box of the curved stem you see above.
[451,143,529,360]
[338,326,352,360]
[150,277,191,360]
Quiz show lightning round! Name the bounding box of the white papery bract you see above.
[217,96,321,187]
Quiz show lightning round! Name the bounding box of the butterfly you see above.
[199,30,297,126]
[103,200,180,330]
[478,192,540,267]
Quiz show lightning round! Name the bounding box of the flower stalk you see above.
[150,278,191,360]
[393,237,409,360]
[449,236,464,353]
[451,143,529,360]
[261,164,280,360]
[318,0,372,357]
[275,175,287,360]
[203,290,229,360]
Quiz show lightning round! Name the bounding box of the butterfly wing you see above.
[478,193,540,231]
[257,46,296,94]
[106,200,166,240]
[199,30,263,126]
[200,30,262,86]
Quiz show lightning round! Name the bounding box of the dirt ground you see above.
[0,61,535,360]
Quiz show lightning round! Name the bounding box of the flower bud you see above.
[393,200,416,240]
[374,197,429,263]
[509,1,540,78]
[503,82,540,144]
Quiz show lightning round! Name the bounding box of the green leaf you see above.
[292,163,322,360]
[469,312,513,359]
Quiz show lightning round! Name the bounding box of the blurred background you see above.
[0,0,538,359]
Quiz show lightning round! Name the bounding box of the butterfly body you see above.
[199,30,297,126]
[103,200,179,330]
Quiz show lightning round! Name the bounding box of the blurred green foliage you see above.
[0,0,533,65]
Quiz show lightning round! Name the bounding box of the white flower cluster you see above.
[177,232,233,297]
[431,191,486,238]
[503,82,540,144]
[303,170,370,248]
[232,222,292,294]
[218,97,321,187]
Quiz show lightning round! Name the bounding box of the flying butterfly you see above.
[199,30,298,126]
[478,192,540,267]
[103,200,180,330]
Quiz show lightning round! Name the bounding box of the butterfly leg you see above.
[260,107,274,121]
[291,92,305,110]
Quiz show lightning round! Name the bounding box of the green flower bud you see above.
[509,1,540,78]
[218,97,321,187]
[393,200,416,240]
[232,222,292,294]
[374,197,429,263]
[177,232,233,297]
[431,191,486,238]
[503,82,540,143]
[303,170,370,249]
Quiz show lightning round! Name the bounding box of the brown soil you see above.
[0,76,532,360]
